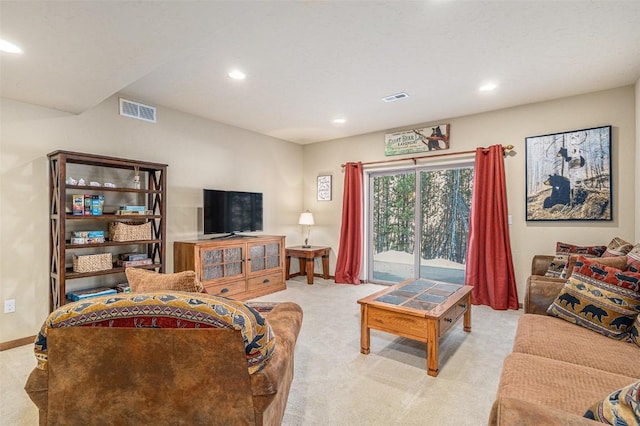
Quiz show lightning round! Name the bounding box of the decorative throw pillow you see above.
[602,237,634,258]
[630,315,640,348]
[627,244,640,273]
[560,255,628,280]
[33,291,275,374]
[545,254,570,279]
[125,268,203,293]
[544,242,607,278]
[584,380,640,423]
[547,256,640,340]
[556,241,607,257]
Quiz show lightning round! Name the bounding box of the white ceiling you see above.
[2,1,640,144]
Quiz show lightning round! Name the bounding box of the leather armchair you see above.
[523,255,566,315]
[24,295,303,426]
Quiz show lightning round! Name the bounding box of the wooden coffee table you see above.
[358,278,472,377]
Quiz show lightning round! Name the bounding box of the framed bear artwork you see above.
[525,125,612,221]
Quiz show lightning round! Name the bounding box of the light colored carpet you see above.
[254,277,521,426]
[1,278,521,425]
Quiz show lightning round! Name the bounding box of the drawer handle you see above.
[262,278,270,284]
[459,303,467,309]
[444,318,452,323]
[220,288,229,293]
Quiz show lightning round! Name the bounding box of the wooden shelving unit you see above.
[48,150,167,311]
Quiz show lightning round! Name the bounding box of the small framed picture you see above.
[317,175,332,201]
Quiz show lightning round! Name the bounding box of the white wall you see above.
[0,95,304,343]
[302,86,637,302]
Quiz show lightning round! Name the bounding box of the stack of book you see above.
[67,287,117,301]
[116,252,152,267]
[70,230,105,244]
[115,283,131,293]
[72,194,104,216]
[116,205,148,215]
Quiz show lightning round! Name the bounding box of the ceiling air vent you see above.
[381,92,409,103]
[119,98,157,123]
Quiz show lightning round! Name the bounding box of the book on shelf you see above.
[91,195,104,215]
[70,230,105,244]
[115,210,151,215]
[72,230,105,238]
[118,205,146,211]
[67,287,117,301]
[118,252,148,261]
[72,195,84,216]
[117,258,153,267]
[84,194,91,216]
[70,236,105,244]
[115,283,131,293]
[72,195,104,216]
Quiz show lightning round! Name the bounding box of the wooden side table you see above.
[285,246,330,285]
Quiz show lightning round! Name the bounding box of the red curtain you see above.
[465,145,518,310]
[335,162,363,284]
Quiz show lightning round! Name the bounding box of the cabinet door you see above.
[199,244,245,284]
[247,240,282,275]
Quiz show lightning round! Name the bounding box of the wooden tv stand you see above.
[173,235,286,300]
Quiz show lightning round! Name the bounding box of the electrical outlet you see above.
[4,299,15,313]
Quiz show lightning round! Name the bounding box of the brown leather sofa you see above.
[24,298,303,426]
[489,255,640,425]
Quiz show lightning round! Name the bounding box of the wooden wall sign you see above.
[384,124,450,156]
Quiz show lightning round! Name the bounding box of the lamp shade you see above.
[298,212,315,226]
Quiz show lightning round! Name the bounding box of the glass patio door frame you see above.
[365,161,474,285]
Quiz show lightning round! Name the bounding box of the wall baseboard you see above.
[0,335,36,351]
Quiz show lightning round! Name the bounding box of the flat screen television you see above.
[203,189,263,237]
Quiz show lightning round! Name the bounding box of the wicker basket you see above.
[73,253,113,273]
[109,221,152,242]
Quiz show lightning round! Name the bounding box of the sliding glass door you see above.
[368,164,473,285]
[370,171,416,283]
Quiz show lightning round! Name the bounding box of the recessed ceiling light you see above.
[479,82,498,92]
[228,70,246,80]
[0,39,23,54]
[333,118,346,124]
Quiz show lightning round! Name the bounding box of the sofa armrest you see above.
[531,255,555,276]
[24,367,48,426]
[524,276,566,315]
[489,397,598,425]
[250,302,303,413]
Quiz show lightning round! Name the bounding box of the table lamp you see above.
[298,211,315,248]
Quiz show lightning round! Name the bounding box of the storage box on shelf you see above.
[174,235,286,300]
[109,221,152,242]
[72,253,113,273]
[48,150,167,311]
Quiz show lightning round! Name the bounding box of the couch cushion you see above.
[544,242,606,278]
[125,268,203,293]
[602,237,634,258]
[547,257,640,340]
[584,380,640,423]
[34,291,275,374]
[561,255,628,280]
[490,397,603,426]
[513,314,640,378]
[497,353,636,417]
[627,244,640,273]
[545,254,571,279]
[556,242,607,257]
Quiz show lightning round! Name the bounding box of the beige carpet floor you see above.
[1,277,521,425]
